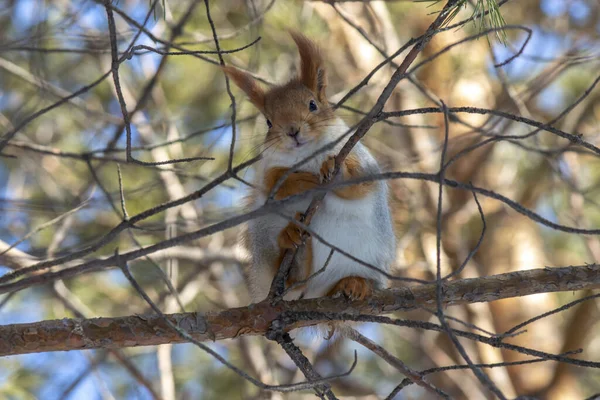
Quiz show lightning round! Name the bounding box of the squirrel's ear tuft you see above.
[222,65,265,112]
[289,31,327,103]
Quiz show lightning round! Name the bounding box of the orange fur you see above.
[290,31,327,102]
[262,82,335,152]
[227,34,392,301]
[386,182,401,239]
[264,167,320,200]
[222,66,265,112]
[320,154,376,200]
[327,276,373,300]
[224,33,335,155]
[277,214,304,249]
[275,212,313,288]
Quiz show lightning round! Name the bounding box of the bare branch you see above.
[1,264,598,356]
[344,327,449,398]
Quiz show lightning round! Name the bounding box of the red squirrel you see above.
[224,32,396,302]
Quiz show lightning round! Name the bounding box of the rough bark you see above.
[1,264,598,357]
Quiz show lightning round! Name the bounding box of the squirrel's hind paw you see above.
[327,276,373,301]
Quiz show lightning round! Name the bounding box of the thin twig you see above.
[344,327,449,398]
[434,102,506,398]
[204,0,238,172]
[117,164,129,220]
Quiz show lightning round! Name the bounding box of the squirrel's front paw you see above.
[327,277,373,300]
[278,212,308,249]
[320,156,337,184]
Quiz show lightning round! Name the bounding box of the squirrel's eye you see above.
[309,100,318,112]
[266,119,272,129]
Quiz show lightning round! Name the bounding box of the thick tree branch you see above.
[1,264,597,357]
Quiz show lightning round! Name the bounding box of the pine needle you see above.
[415,0,508,45]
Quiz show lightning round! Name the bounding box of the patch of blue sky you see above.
[124,49,146,78]
[55,232,79,252]
[104,2,163,75]
[11,0,37,33]
[0,291,45,324]
[105,267,131,287]
[557,157,572,180]
[340,323,383,360]
[173,341,230,372]
[126,1,157,22]
[108,98,127,119]
[35,351,91,400]
[82,125,116,151]
[78,5,108,30]
[0,161,20,223]
[0,231,29,256]
[0,91,18,112]
[124,385,154,400]
[384,385,406,399]
[173,342,195,364]
[65,373,100,400]
[237,167,256,191]
[491,27,566,81]
[0,159,7,182]
[194,121,249,209]
[125,120,145,149]
[569,0,591,24]
[0,213,33,254]
[131,37,164,74]
[7,352,49,372]
[536,82,566,113]
[535,198,559,235]
[75,194,105,223]
[0,160,36,223]
[183,380,204,399]
[208,184,247,211]
[8,353,53,397]
[203,120,236,150]
[94,365,129,400]
[209,342,230,368]
[0,308,40,325]
[540,0,591,26]
[540,0,567,18]
[0,95,8,114]
[116,355,157,400]
[219,263,244,286]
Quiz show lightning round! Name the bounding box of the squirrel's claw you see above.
[324,322,336,340]
[327,277,373,301]
[278,212,308,249]
[320,156,337,184]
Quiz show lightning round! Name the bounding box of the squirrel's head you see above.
[222,32,336,153]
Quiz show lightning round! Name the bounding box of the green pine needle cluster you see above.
[416,0,508,45]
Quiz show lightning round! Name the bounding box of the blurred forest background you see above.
[0,0,599,399]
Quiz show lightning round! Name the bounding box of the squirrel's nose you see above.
[287,128,300,138]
